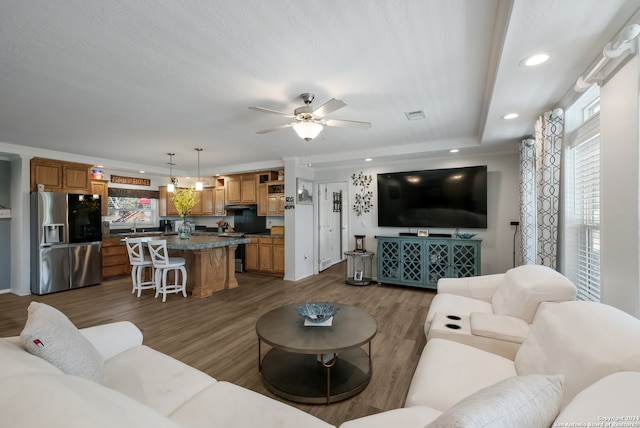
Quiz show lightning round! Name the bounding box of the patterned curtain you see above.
[519,110,563,268]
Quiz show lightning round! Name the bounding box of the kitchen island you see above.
[124,233,250,298]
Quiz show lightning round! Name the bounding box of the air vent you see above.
[405,110,426,120]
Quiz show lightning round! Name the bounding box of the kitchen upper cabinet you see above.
[159,186,217,217]
[158,186,178,216]
[241,174,257,203]
[226,174,257,204]
[199,188,214,215]
[90,180,109,215]
[190,190,203,215]
[257,184,268,216]
[257,181,285,216]
[214,187,226,215]
[31,157,92,193]
[226,177,241,204]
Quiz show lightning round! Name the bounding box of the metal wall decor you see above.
[333,192,342,212]
[351,171,373,216]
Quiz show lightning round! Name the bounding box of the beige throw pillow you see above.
[20,302,104,382]
[426,374,563,428]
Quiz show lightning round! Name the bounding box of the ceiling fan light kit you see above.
[293,121,323,141]
[250,92,371,141]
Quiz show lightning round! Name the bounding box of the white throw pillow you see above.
[20,302,104,382]
[426,375,563,428]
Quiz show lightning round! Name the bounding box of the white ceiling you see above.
[0,0,638,176]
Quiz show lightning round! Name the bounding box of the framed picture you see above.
[297,178,313,205]
[354,235,366,252]
[417,229,429,237]
[354,270,363,281]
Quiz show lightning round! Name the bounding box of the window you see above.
[105,197,156,228]
[571,135,600,301]
[564,86,600,302]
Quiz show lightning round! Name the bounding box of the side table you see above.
[344,251,375,286]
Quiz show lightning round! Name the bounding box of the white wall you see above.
[600,55,640,317]
[313,150,521,277]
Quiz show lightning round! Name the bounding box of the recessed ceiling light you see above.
[502,113,519,120]
[450,149,459,153]
[364,158,372,162]
[522,53,549,66]
[139,170,145,174]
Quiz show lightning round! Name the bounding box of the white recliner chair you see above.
[424,264,577,358]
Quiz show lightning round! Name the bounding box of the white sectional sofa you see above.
[342,300,640,427]
[0,302,334,428]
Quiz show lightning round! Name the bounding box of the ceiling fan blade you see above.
[255,123,294,134]
[324,119,371,129]
[313,98,346,118]
[249,106,295,118]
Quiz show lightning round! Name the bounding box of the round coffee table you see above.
[256,302,377,404]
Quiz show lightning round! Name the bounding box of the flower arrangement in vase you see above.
[172,187,198,238]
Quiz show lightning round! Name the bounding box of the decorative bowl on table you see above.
[295,302,339,324]
[456,233,477,239]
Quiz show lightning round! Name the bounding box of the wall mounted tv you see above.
[377,165,488,228]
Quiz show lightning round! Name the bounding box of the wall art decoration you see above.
[351,171,373,216]
[297,178,313,205]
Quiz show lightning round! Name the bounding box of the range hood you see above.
[224,204,255,211]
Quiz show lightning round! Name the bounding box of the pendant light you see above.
[194,148,203,191]
[167,153,176,193]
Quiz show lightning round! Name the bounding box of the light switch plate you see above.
[0,209,11,218]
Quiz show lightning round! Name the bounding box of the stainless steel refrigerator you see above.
[31,192,103,295]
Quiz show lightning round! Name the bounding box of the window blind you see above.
[572,134,600,302]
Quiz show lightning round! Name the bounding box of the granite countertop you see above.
[119,234,249,249]
[108,230,283,240]
[244,233,284,238]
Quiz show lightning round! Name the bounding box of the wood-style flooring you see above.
[0,263,434,427]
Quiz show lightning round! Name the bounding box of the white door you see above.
[318,184,332,271]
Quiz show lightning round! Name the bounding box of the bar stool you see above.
[125,237,156,297]
[147,239,188,302]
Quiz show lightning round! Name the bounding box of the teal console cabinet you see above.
[376,236,481,289]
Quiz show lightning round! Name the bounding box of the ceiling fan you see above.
[249,93,371,141]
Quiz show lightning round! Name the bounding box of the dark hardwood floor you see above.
[0,262,434,426]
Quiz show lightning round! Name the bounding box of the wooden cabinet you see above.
[102,236,130,279]
[164,187,179,216]
[214,187,226,215]
[377,236,481,289]
[90,179,109,215]
[257,181,285,216]
[259,238,274,271]
[31,157,92,193]
[160,186,221,217]
[199,189,214,215]
[226,174,257,204]
[266,193,285,216]
[241,174,257,203]
[226,177,241,204]
[257,184,268,216]
[246,237,259,271]
[190,190,204,215]
[246,236,284,276]
[273,237,284,274]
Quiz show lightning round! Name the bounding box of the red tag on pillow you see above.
[33,339,45,348]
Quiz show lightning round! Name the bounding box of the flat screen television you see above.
[377,165,487,228]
